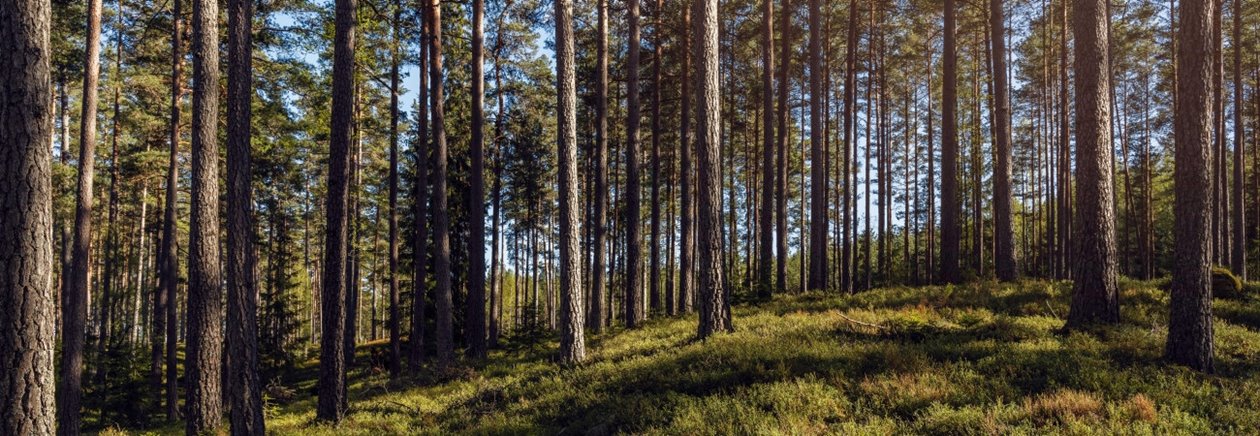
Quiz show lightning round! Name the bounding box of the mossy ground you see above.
[114,279,1260,435]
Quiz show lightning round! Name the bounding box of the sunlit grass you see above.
[121,279,1260,434]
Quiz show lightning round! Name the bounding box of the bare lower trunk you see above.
[625,0,643,328]
[0,0,56,429]
[555,0,585,364]
[940,0,961,284]
[694,0,731,339]
[1166,0,1215,372]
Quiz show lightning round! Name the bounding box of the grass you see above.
[114,279,1260,435]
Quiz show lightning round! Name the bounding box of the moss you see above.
[114,279,1260,435]
[1212,267,1244,299]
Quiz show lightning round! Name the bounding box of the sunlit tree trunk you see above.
[625,0,643,327]
[0,0,56,429]
[555,0,585,364]
[695,0,731,339]
[1166,0,1215,372]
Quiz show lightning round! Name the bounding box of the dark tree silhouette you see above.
[940,0,961,284]
[991,0,1016,282]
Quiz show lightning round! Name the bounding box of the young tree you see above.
[225,0,265,428]
[757,0,773,299]
[555,0,585,364]
[625,0,644,328]
[317,0,355,420]
[991,0,1016,281]
[0,0,56,429]
[695,0,731,339]
[1166,0,1215,372]
[59,0,101,428]
[806,0,825,291]
[940,0,961,284]
[588,0,609,332]
[1065,0,1120,328]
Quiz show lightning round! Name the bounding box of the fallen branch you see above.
[1044,301,1059,319]
[837,312,888,330]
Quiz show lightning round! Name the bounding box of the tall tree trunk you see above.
[806,0,826,291]
[940,0,961,284]
[59,0,101,427]
[225,0,264,428]
[1229,0,1244,279]
[648,0,663,315]
[430,0,454,365]
[775,0,790,296]
[1057,0,1071,279]
[387,0,401,376]
[842,0,857,293]
[1166,0,1215,372]
[555,0,585,364]
[186,0,225,426]
[991,0,1015,281]
[625,0,643,328]
[409,1,429,370]
[317,0,355,419]
[0,0,56,428]
[1211,0,1224,265]
[589,0,609,332]
[679,4,694,314]
[466,0,487,360]
[160,0,182,417]
[695,0,731,339]
[1065,0,1120,328]
[757,0,774,299]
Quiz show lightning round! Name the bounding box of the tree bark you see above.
[1065,0,1121,328]
[775,0,790,295]
[0,0,56,429]
[555,0,585,364]
[940,0,961,284]
[317,0,355,420]
[430,0,454,365]
[387,0,401,376]
[625,0,644,328]
[409,1,429,371]
[991,0,1016,281]
[804,0,825,291]
[1166,0,1216,372]
[186,0,225,426]
[1229,0,1244,279]
[59,0,101,428]
[466,0,487,360]
[757,0,774,300]
[842,0,857,292]
[155,0,182,417]
[589,0,609,331]
[648,0,663,315]
[679,4,695,314]
[694,0,731,339]
[225,0,264,428]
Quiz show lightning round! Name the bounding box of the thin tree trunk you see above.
[156,0,182,417]
[588,0,609,332]
[806,0,826,291]
[991,0,1015,281]
[317,0,355,419]
[842,0,857,292]
[648,0,663,314]
[59,0,102,426]
[387,0,402,376]
[757,0,774,299]
[775,0,790,296]
[940,0,961,284]
[409,1,429,370]
[1230,0,1244,278]
[466,0,487,360]
[679,4,695,314]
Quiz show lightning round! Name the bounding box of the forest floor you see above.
[119,279,1260,435]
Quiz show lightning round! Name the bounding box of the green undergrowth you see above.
[117,279,1260,435]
